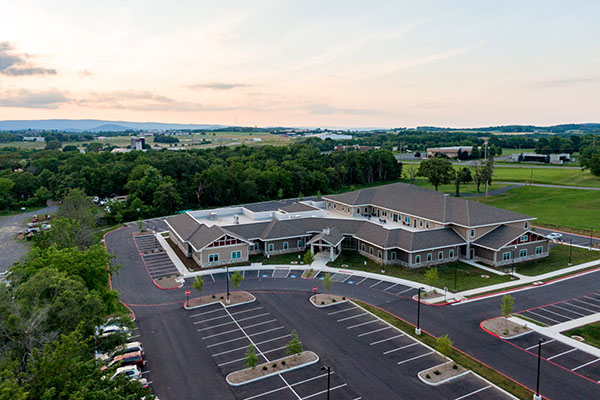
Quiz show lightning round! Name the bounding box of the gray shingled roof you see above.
[473,225,528,250]
[187,224,228,250]
[322,182,532,227]
[165,212,202,240]
[307,227,344,246]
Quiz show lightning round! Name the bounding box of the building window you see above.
[427,253,432,262]
[231,250,241,260]
[438,251,443,260]
[283,241,289,250]
[470,229,475,238]
[419,220,423,227]
[503,252,510,261]
[333,203,336,208]
[268,243,274,252]
[391,251,396,260]
[369,247,373,255]
[254,242,259,251]
[378,250,382,258]
[449,249,454,258]
[415,255,421,264]
[208,254,219,263]
[426,222,430,229]
[519,249,527,258]
[341,206,345,211]
[404,216,411,224]
[520,235,528,242]
[525,221,529,229]
[297,240,303,247]
[535,246,543,255]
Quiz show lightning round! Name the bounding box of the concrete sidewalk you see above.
[155,232,189,276]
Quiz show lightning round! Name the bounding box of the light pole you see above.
[416,287,424,335]
[321,365,331,400]
[226,265,230,304]
[534,338,545,400]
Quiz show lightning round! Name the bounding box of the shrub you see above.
[434,370,440,375]
[503,329,509,335]
[212,294,216,298]
[281,360,286,366]
[514,326,520,332]
[342,297,346,300]
[272,363,278,368]
[332,299,336,302]
[220,296,224,299]
[263,366,268,371]
[426,374,431,379]
[453,364,458,370]
[321,301,325,305]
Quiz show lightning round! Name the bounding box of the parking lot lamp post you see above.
[534,338,545,400]
[226,265,230,304]
[416,287,424,335]
[321,366,331,400]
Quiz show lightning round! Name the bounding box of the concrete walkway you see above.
[155,232,189,276]
[461,259,512,276]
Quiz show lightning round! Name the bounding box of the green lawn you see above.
[328,252,513,292]
[249,251,304,265]
[493,167,600,188]
[514,244,600,276]
[356,301,534,400]
[474,186,600,234]
[563,322,600,349]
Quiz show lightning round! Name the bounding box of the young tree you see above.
[404,165,418,184]
[424,268,439,292]
[303,250,314,265]
[322,272,332,292]
[244,344,258,369]
[417,156,454,191]
[471,164,486,193]
[470,145,480,159]
[501,294,514,329]
[286,329,303,356]
[193,276,204,294]
[436,334,453,374]
[231,270,244,290]
[453,167,472,197]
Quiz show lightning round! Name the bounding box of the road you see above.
[107,224,600,400]
[534,226,600,248]
[0,205,57,272]
[395,156,581,169]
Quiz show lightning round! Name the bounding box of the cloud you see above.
[0,89,68,108]
[303,103,382,116]
[78,69,93,77]
[187,82,249,90]
[535,77,599,87]
[0,41,57,76]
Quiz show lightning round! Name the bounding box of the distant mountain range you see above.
[0,119,228,132]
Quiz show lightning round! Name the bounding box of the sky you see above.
[0,0,599,128]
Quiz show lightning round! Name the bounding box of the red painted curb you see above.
[104,225,136,321]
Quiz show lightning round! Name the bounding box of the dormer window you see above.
[525,221,529,229]
[520,235,528,242]
[470,229,475,238]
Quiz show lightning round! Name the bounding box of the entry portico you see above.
[307,227,343,262]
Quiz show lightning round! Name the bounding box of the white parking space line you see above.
[193,314,230,324]
[337,312,368,322]
[230,306,264,316]
[383,283,398,292]
[551,304,586,317]
[383,342,418,354]
[210,274,215,282]
[242,385,288,400]
[572,298,600,310]
[141,370,150,375]
[454,385,490,400]
[526,339,554,351]
[242,371,332,400]
[217,346,287,366]
[548,348,577,360]
[355,277,368,285]
[369,280,384,288]
[202,327,241,339]
[207,336,247,348]
[396,287,415,295]
[240,319,278,330]
[572,358,600,371]
[537,307,573,320]
[197,320,235,331]
[370,334,403,346]
[583,295,600,305]
[563,301,596,313]
[235,312,271,323]
[357,326,391,337]
[396,351,433,365]
[526,310,560,324]
[130,334,140,339]
[328,306,356,315]
[302,384,348,400]
[211,334,292,357]
[249,326,285,337]
[347,319,378,329]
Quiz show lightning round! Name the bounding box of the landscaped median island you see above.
[154,275,183,289]
[226,351,319,386]
[185,290,255,309]
[310,293,347,307]
[563,321,600,348]
[418,361,469,385]
[354,301,536,400]
[481,317,531,339]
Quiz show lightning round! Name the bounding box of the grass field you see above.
[514,244,600,276]
[493,166,600,188]
[355,301,533,400]
[474,186,600,233]
[249,252,304,265]
[562,322,600,349]
[328,251,513,292]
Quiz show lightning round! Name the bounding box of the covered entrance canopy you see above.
[307,227,343,262]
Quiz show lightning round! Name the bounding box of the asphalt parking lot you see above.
[187,299,361,399]
[509,333,600,385]
[323,302,513,400]
[133,234,179,279]
[516,290,600,327]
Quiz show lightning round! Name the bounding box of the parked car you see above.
[110,365,148,388]
[102,351,145,370]
[547,232,563,241]
[95,318,132,338]
[41,224,51,230]
[96,341,144,362]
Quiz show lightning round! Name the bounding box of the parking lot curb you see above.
[225,351,320,387]
[184,292,257,310]
[417,362,471,386]
[309,296,348,308]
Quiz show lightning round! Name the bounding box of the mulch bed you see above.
[481,316,531,338]
[227,351,318,385]
[419,361,468,384]
[310,294,346,306]
[154,275,182,289]
[186,291,254,308]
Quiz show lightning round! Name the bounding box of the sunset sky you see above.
[1,0,599,128]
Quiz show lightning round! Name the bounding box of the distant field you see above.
[493,166,600,188]
[409,178,508,196]
[474,186,600,233]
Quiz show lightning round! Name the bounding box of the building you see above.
[130,137,145,150]
[426,146,472,159]
[166,183,549,269]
